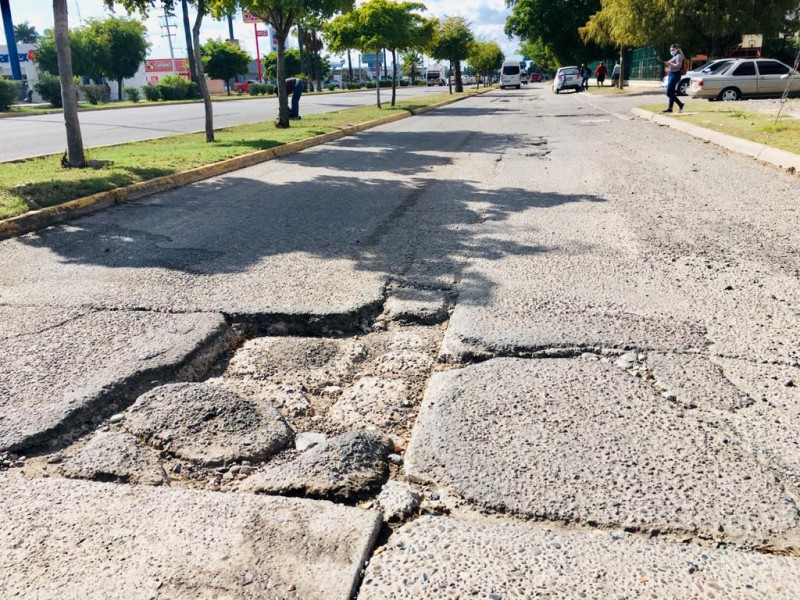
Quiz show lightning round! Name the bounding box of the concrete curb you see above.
[631,107,800,173]
[0,89,492,241]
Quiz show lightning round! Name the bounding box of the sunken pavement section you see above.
[2,88,800,598]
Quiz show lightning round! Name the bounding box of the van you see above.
[500,60,521,89]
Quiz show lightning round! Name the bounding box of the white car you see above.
[552,66,582,93]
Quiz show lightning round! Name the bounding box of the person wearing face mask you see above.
[663,44,686,113]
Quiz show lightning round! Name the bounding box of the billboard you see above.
[242,11,263,23]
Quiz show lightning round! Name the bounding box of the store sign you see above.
[0,52,30,63]
[145,58,190,73]
[243,11,263,23]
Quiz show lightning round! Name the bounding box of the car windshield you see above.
[698,60,733,74]
[503,66,520,75]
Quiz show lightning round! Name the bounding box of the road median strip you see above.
[0,88,493,240]
[632,105,800,174]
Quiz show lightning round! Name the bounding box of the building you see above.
[1,43,42,101]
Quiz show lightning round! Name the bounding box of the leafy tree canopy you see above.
[13,22,40,44]
[468,39,504,76]
[263,48,302,78]
[201,38,251,91]
[429,15,474,64]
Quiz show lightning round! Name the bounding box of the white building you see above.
[0,44,42,102]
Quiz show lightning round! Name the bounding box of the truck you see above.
[426,67,447,86]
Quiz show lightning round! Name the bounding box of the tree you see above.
[326,0,431,107]
[202,38,251,93]
[229,0,353,128]
[467,39,503,88]
[181,0,199,82]
[401,50,421,82]
[35,27,102,80]
[506,0,601,66]
[107,0,215,142]
[263,48,302,78]
[13,21,40,44]
[518,38,559,73]
[53,0,85,167]
[429,15,474,93]
[89,18,150,100]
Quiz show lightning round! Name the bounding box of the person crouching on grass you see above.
[663,44,686,113]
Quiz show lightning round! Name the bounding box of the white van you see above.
[500,60,521,89]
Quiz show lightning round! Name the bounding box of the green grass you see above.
[0,90,474,219]
[640,101,800,155]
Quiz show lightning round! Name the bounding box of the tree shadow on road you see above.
[9,128,606,314]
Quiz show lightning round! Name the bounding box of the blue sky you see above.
[5,0,520,63]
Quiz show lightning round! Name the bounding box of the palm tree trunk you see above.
[181,0,198,82]
[347,50,353,82]
[297,24,306,78]
[191,1,213,142]
[276,35,290,127]
[53,0,85,167]
[375,47,381,108]
[391,49,397,107]
[454,60,463,93]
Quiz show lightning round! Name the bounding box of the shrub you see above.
[35,74,63,108]
[327,83,337,91]
[0,78,20,111]
[79,84,108,105]
[124,86,141,102]
[366,81,377,88]
[399,80,409,87]
[143,85,161,102]
[157,75,193,100]
[188,81,200,99]
[378,79,393,88]
[346,82,361,90]
[264,84,276,95]
[248,83,261,95]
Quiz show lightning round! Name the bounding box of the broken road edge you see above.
[0,87,496,241]
[631,106,800,175]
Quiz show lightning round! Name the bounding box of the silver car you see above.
[688,58,800,101]
[660,59,735,96]
[552,67,582,93]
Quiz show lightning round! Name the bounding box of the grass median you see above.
[640,101,800,155]
[0,90,475,220]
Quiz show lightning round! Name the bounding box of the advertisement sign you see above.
[0,50,34,63]
[256,30,268,37]
[362,52,384,67]
[242,11,263,23]
[145,58,190,73]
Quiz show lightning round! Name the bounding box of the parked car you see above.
[520,71,530,85]
[660,58,735,96]
[530,72,543,82]
[688,58,800,101]
[233,79,259,93]
[552,66,582,93]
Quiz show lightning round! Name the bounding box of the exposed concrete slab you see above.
[0,308,230,452]
[243,430,393,501]
[124,383,293,466]
[61,431,167,486]
[0,473,381,599]
[359,515,800,599]
[405,358,800,546]
[382,288,450,324]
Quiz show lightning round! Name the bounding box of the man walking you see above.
[594,62,607,87]
[611,60,621,86]
[579,64,591,91]
[663,44,685,113]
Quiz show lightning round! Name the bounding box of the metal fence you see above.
[627,46,666,80]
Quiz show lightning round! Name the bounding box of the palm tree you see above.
[14,21,40,44]
[402,50,421,83]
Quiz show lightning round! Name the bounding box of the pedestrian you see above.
[611,60,621,86]
[594,62,607,87]
[579,64,591,90]
[663,44,686,113]
[276,77,305,120]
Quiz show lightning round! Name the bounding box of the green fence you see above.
[627,46,666,80]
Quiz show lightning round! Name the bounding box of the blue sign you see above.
[0,52,30,63]
[362,52,384,67]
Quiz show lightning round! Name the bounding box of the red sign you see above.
[145,58,190,73]
[256,30,268,37]
[243,11,262,23]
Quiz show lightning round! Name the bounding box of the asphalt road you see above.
[3,84,800,596]
[0,84,448,162]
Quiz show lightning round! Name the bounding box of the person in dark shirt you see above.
[285,77,305,119]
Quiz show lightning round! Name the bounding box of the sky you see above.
[4,0,521,66]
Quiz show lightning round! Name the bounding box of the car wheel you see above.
[555,89,560,94]
[678,79,689,96]
[516,85,521,89]
[718,87,741,101]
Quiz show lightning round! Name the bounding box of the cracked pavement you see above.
[1,84,800,598]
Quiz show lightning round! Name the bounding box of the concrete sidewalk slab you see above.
[405,358,800,547]
[0,473,381,599]
[0,307,230,452]
[359,515,800,599]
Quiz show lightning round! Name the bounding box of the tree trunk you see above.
[276,35,290,127]
[454,60,463,93]
[347,50,353,82]
[391,49,397,107]
[53,0,85,167]
[181,0,198,82]
[118,78,124,101]
[191,3,213,142]
[375,47,381,108]
[297,25,306,78]
[448,60,453,94]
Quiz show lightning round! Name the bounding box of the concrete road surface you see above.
[0,84,447,162]
[2,84,800,597]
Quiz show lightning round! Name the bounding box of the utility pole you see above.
[160,5,178,75]
[0,0,21,80]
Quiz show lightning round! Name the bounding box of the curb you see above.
[0,88,492,241]
[631,107,800,173]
